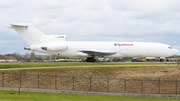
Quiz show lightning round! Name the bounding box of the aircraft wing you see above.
[79,50,116,56]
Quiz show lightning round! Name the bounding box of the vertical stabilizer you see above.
[4,23,45,45]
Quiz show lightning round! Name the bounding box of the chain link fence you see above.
[0,73,180,94]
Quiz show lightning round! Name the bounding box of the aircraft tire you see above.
[86,58,96,62]
[160,59,164,62]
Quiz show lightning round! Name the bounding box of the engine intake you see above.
[41,47,47,50]
[24,45,31,50]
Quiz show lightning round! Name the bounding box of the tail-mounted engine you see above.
[24,44,68,51]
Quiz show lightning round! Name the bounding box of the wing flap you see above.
[79,50,116,56]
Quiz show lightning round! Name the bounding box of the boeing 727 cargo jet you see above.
[5,23,178,62]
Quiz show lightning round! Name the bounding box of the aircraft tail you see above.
[4,23,45,45]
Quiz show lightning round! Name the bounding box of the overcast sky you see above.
[0,0,180,55]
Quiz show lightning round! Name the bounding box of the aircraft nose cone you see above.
[174,49,179,55]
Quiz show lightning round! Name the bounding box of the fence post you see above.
[141,80,143,94]
[38,74,39,89]
[55,75,57,90]
[107,78,109,92]
[176,80,177,95]
[73,76,74,91]
[158,79,160,94]
[20,73,21,88]
[90,77,91,91]
[125,79,126,93]
[2,72,4,87]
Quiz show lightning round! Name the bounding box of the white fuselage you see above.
[30,41,178,58]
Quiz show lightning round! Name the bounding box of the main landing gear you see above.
[86,57,96,62]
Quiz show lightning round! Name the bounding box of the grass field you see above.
[0,62,168,69]
[0,63,179,100]
[0,62,179,80]
[0,91,179,101]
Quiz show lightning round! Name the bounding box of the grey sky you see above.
[0,0,180,55]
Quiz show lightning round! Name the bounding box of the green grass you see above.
[0,91,179,101]
[0,62,167,69]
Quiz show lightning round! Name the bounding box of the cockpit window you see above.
[168,46,172,49]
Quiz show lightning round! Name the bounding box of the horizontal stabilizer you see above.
[4,23,29,28]
[10,23,29,27]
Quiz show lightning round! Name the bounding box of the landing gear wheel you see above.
[160,59,164,62]
[86,58,96,62]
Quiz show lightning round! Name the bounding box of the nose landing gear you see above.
[160,59,169,62]
[160,59,164,62]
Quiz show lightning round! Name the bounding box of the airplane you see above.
[4,23,179,62]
